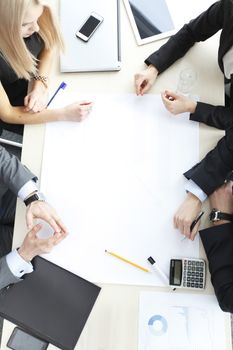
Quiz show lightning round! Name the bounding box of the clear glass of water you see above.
[176,68,197,96]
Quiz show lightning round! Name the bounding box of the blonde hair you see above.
[0,0,64,80]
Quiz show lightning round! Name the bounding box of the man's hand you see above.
[174,192,202,240]
[18,224,67,262]
[26,201,67,234]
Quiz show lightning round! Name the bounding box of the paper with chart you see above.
[138,291,227,350]
[40,92,199,285]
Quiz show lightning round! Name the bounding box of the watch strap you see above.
[209,209,233,222]
[24,192,45,206]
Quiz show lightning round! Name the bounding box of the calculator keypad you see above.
[183,259,205,289]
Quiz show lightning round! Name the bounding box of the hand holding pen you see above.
[190,211,204,232]
[174,192,203,241]
[180,210,204,241]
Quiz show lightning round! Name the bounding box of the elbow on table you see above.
[0,106,14,124]
[0,105,21,124]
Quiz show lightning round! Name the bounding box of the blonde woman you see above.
[0,0,92,135]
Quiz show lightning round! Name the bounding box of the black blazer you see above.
[200,223,233,313]
[145,0,233,195]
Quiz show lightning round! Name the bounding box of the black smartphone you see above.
[7,327,48,350]
[75,12,104,42]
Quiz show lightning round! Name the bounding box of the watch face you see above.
[209,209,219,222]
[209,209,233,222]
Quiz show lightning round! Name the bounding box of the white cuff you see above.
[185,179,207,202]
[6,249,34,278]
[18,180,38,201]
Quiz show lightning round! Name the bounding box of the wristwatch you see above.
[24,191,46,206]
[209,208,233,222]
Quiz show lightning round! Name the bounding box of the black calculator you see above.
[169,258,206,290]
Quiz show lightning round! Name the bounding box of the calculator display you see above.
[173,260,182,285]
[170,259,182,286]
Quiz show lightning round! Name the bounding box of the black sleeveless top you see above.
[0,33,44,135]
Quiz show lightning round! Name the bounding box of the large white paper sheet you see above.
[40,93,199,286]
[138,291,227,350]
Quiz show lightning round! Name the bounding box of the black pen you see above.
[190,211,204,232]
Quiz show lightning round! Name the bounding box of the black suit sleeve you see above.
[200,223,233,313]
[184,127,233,195]
[145,1,223,73]
[190,102,233,130]
[145,1,233,130]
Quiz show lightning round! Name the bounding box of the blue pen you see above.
[47,81,67,107]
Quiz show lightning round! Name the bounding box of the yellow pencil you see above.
[105,250,150,273]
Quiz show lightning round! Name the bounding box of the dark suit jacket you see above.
[0,145,36,289]
[145,0,233,195]
[200,223,233,313]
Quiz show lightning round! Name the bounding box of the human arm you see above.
[174,192,202,240]
[18,182,67,233]
[25,200,67,233]
[174,128,233,239]
[184,127,233,195]
[0,145,36,193]
[201,223,233,312]
[17,223,67,261]
[135,1,223,94]
[161,90,197,114]
[134,65,158,96]
[0,145,67,233]
[190,102,233,130]
[145,1,223,73]
[24,48,54,112]
[199,182,233,313]
[0,224,67,290]
[0,82,92,124]
[161,90,233,129]
[0,256,20,290]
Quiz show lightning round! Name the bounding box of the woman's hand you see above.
[134,65,158,96]
[161,90,197,115]
[24,85,49,113]
[62,101,93,122]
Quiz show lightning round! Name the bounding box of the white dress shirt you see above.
[6,249,33,277]
[185,179,207,202]
[5,180,38,277]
